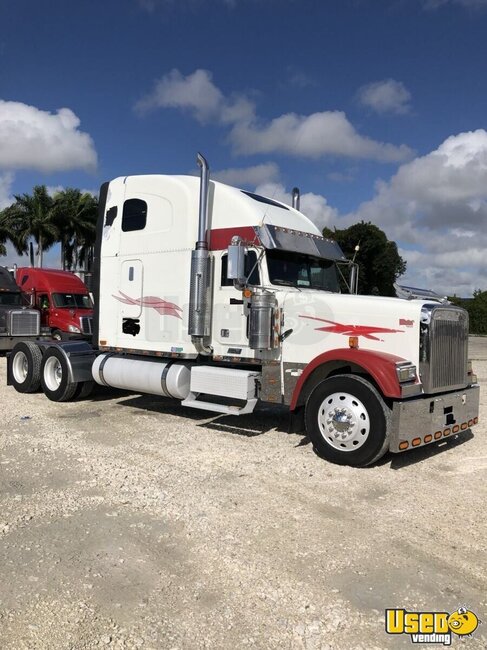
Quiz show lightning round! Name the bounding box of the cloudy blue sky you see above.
[1,0,487,296]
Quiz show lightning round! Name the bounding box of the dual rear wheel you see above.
[10,343,94,402]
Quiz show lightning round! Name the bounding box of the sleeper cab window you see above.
[122,198,147,232]
[221,250,260,286]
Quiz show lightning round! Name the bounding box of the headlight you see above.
[68,324,81,333]
[396,362,417,383]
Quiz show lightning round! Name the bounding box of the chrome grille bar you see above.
[421,306,468,393]
[80,316,93,335]
[9,310,40,336]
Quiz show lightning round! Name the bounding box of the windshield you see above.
[267,250,340,292]
[52,293,93,309]
[0,292,24,306]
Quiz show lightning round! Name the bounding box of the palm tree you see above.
[0,211,12,256]
[52,189,98,270]
[1,185,57,267]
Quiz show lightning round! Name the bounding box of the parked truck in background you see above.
[6,153,480,466]
[15,267,93,341]
[0,266,46,351]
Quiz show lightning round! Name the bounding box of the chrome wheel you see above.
[317,391,370,452]
[9,342,43,393]
[43,356,63,392]
[12,351,28,383]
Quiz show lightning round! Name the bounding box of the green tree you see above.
[323,221,406,296]
[52,189,98,270]
[0,211,12,256]
[467,290,487,335]
[1,185,57,267]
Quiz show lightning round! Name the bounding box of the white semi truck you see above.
[7,154,480,466]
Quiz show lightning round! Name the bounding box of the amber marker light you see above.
[444,428,451,436]
[452,425,460,433]
[243,289,252,299]
[468,419,473,427]
[349,336,359,349]
[461,422,468,430]
[424,434,433,443]
[473,417,478,424]
[399,441,409,450]
[434,431,442,440]
[412,438,421,447]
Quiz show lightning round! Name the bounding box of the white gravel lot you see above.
[0,338,486,650]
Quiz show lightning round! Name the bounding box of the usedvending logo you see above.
[385,606,480,645]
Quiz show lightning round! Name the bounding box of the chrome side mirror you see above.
[227,236,246,285]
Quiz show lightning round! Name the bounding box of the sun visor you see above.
[255,224,347,261]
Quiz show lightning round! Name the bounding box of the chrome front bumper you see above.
[389,384,480,453]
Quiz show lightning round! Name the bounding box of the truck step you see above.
[181,395,258,415]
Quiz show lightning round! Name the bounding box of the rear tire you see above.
[10,342,42,393]
[40,348,78,402]
[305,374,391,467]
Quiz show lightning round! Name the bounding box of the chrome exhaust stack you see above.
[292,187,300,211]
[188,153,213,354]
[196,152,210,249]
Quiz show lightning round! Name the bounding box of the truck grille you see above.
[80,316,93,335]
[420,306,468,393]
[9,310,40,336]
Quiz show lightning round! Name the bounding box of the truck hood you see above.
[280,290,427,367]
[52,308,93,328]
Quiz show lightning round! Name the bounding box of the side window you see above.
[122,198,147,232]
[221,250,260,287]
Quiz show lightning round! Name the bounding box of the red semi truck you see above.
[15,268,93,340]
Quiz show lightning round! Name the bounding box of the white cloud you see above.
[254,182,338,232]
[357,79,412,115]
[213,163,280,186]
[230,111,413,161]
[0,172,14,209]
[136,68,413,162]
[135,69,254,125]
[135,69,225,121]
[0,101,97,173]
[347,129,487,295]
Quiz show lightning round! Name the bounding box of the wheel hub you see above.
[331,408,353,435]
[44,357,63,391]
[12,351,28,382]
[318,392,371,452]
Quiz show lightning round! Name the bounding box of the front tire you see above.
[10,342,42,393]
[52,329,63,341]
[305,374,391,467]
[40,348,78,402]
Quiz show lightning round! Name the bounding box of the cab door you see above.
[118,260,144,318]
[213,249,260,353]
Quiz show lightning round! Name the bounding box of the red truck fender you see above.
[289,348,413,410]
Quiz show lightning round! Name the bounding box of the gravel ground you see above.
[0,338,486,650]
